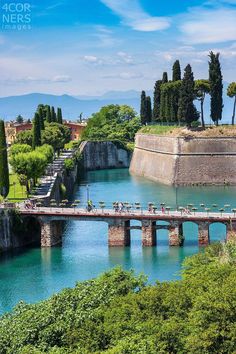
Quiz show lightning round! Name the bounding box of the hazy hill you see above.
[0,90,233,123]
[0,92,140,120]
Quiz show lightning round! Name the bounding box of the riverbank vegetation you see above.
[81,104,141,149]
[1,242,236,353]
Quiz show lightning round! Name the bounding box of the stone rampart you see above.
[130,134,236,185]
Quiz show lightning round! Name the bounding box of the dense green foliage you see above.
[140,91,147,125]
[162,71,168,83]
[227,82,236,125]
[209,51,223,125]
[178,64,199,126]
[0,120,9,197]
[1,243,236,353]
[10,144,54,192]
[15,123,70,155]
[153,80,162,122]
[172,60,181,81]
[15,130,33,146]
[32,113,41,149]
[82,105,141,145]
[41,123,70,155]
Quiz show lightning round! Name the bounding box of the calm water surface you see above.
[0,169,234,314]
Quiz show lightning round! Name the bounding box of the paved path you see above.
[18,206,236,223]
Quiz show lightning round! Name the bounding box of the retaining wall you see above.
[130,134,236,185]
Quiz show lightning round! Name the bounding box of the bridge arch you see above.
[181,221,199,246]
[21,216,41,246]
[209,222,227,242]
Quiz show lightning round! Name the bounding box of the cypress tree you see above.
[178,64,199,127]
[162,72,168,83]
[153,80,162,122]
[38,107,45,130]
[209,51,223,126]
[145,96,152,123]
[32,112,41,149]
[140,91,147,124]
[57,108,63,124]
[46,105,51,123]
[51,106,56,122]
[172,60,181,81]
[160,89,166,122]
[0,120,9,198]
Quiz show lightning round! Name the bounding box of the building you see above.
[64,121,86,141]
[5,121,32,146]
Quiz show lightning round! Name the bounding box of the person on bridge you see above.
[87,200,93,212]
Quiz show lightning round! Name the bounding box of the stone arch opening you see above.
[21,216,41,247]
[209,222,227,243]
[181,221,199,246]
[156,220,170,246]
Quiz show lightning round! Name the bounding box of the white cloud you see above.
[180,8,236,44]
[117,51,134,64]
[52,75,71,82]
[83,55,98,63]
[100,0,170,32]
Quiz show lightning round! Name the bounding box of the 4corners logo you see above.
[1,2,31,25]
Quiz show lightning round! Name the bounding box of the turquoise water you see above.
[0,169,234,314]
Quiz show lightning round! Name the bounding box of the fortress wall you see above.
[130,134,236,185]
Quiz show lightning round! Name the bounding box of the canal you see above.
[0,168,234,313]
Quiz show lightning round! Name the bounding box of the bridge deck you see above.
[18,207,236,223]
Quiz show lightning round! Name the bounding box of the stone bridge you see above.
[18,207,236,247]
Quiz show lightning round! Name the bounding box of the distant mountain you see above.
[0,92,140,120]
[0,90,233,123]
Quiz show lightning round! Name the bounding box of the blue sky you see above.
[0,0,235,96]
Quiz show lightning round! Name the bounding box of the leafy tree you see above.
[46,105,51,123]
[2,244,236,353]
[140,91,147,124]
[145,96,152,123]
[153,80,162,122]
[172,60,181,81]
[178,64,199,126]
[195,79,210,128]
[162,72,168,83]
[10,150,47,191]
[15,130,32,146]
[32,113,41,149]
[160,81,182,123]
[36,144,54,163]
[16,115,24,124]
[57,108,63,124]
[209,51,223,126]
[82,105,140,144]
[227,82,236,125]
[42,123,70,155]
[0,120,9,197]
[51,106,56,122]
[10,144,32,157]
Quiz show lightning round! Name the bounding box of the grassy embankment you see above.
[0,174,27,202]
[139,124,236,137]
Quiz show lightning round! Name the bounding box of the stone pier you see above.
[41,219,64,247]
[142,220,156,246]
[169,221,184,246]
[108,220,130,247]
[198,221,210,246]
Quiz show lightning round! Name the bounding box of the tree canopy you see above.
[82,104,141,145]
[1,242,236,353]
